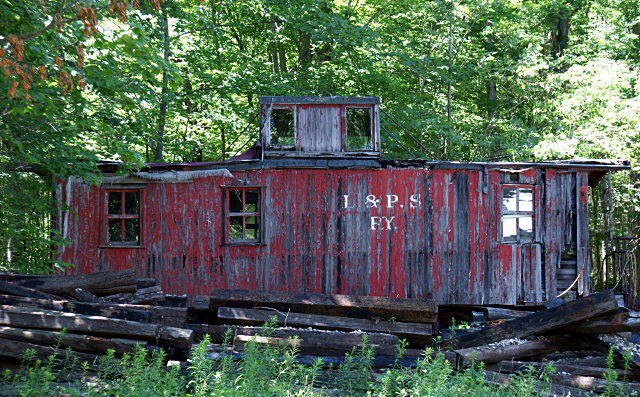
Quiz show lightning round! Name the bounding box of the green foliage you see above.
[3,0,640,289]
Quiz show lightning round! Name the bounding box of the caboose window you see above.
[226,188,261,243]
[346,107,372,150]
[269,108,295,147]
[502,186,533,242]
[106,190,140,245]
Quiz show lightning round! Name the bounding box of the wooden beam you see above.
[454,336,590,367]
[0,326,145,356]
[0,306,192,349]
[565,312,640,334]
[217,307,432,343]
[0,338,101,370]
[13,270,137,296]
[0,294,187,326]
[455,290,620,349]
[204,289,437,323]
[491,360,637,382]
[0,280,57,300]
[188,324,402,356]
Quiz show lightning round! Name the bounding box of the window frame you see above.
[102,188,143,247]
[500,184,535,244]
[265,104,296,150]
[223,186,263,245]
[344,105,375,151]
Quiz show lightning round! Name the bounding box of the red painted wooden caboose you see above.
[58,96,629,305]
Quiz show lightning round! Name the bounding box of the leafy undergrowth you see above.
[0,327,636,397]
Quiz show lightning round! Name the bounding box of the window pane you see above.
[229,217,243,240]
[108,192,122,215]
[245,216,259,240]
[502,188,517,212]
[518,188,533,212]
[124,192,139,215]
[519,216,533,241]
[270,108,294,146]
[229,190,243,213]
[502,216,517,241]
[245,190,259,213]
[108,219,122,242]
[124,219,139,243]
[346,108,372,150]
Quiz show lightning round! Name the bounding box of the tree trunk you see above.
[270,16,280,74]
[154,5,171,161]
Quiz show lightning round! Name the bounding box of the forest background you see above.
[1,0,639,297]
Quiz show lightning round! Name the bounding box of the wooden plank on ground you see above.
[565,312,640,334]
[13,270,136,296]
[455,290,620,349]
[189,324,402,356]
[217,307,432,343]
[0,294,187,326]
[0,280,57,300]
[0,338,101,370]
[204,289,437,323]
[0,326,145,356]
[454,336,591,367]
[0,305,192,349]
[491,360,637,382]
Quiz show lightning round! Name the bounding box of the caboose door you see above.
[497,183,544,304]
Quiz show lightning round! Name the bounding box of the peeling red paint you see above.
[59,165,595,305]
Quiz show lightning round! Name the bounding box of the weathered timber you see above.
[89,284,137,296]
[483,370,592,397]
[68,288,99,302]
[205,289,437,323]
[586,334,640,377]
[0,338,101,370]
[548,373,640,394]
[14,270,136,296]
[454,289,620,348]
[0,294,151,322]
[484,307,531,321]
[101,286,165,305]
[0,326,145,355]
[454,336,590,367]
[564,311,640,334]
[136,278,157,289]
[492,360,637,381]
[0,280,57,300]
[217,307,432,343]
[0,306,192,349]
[189,324,402,356]
[0,294,187,326]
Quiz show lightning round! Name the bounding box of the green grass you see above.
[0,326,637,397]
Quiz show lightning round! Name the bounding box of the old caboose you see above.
[57,96,629,305]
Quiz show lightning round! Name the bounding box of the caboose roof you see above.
[260,96,380,105]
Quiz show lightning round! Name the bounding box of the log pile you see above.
[190,289,439,360]
[3,272,640,395]
[0,270,192,368]
[448,290,640,395]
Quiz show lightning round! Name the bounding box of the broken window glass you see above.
[270,108,294,146]
[346,108,372,150]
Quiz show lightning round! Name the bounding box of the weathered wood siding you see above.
[59,166,589,305]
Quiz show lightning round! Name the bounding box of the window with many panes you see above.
[501,186,534,243]
[106,190,140,245]
[226,188,261,243]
